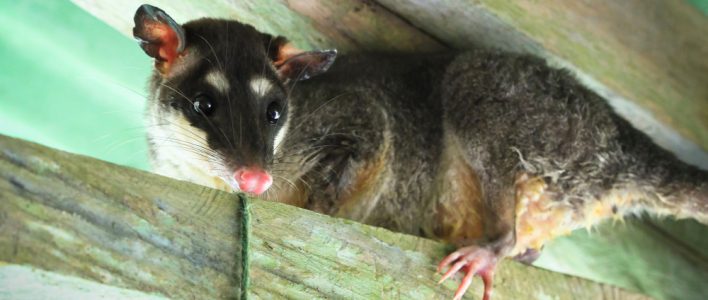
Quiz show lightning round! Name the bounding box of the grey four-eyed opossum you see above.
[133,5,707,300]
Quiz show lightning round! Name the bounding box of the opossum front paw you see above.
[437,245,498,300]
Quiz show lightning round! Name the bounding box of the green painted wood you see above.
[70,0,443,53]
[0,263,168,300]
[0,135,649,299]
[689,0,708,15]
[378,0,708,154]
[536,217,708,300]
[0,135,245,299]
[0,0,151,171]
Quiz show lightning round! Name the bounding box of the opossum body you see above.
[133,5,708,300]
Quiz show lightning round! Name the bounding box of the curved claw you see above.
[481,268,495,300]
[438,251,463,272]
[453,265,477,300]
[438,259,469,284]
[438,246,499,300]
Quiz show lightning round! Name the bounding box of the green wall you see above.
[0,0,150,170]
[689,0,708,15]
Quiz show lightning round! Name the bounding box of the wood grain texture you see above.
[72,0,331,50]
[482,0,708,146]
[0,137,245,299]
[282,0,444,52]
[70,0,443,52]
[0,134,650,299]
[377,0,708,152]
[0,263,168,300]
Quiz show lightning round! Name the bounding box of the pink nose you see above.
[233,168,273,195]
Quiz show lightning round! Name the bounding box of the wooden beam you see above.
[70,0,443,52]
[376,0,708,162]
[0,135,649,298]
[0,137,245,298]
[0,263,168,300]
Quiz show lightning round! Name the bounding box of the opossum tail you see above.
[616,117,708,224]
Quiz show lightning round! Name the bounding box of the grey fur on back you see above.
[272,50,708,238]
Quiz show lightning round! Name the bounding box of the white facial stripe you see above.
[273,114,290,155]
[205,70,230,94]
[250,77,273,97]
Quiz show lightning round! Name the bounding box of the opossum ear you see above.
[133,5,186,75]
[266,37,337,81]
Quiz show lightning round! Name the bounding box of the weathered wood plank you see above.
[377,0,708,156]
[72,0,331,50]
[281,0,444,52]
[0,263,168,300]
[484,0,708,147]
[248,201,652,299]
[0,138,245,298]
[70,0,442,52]
[0,135,650,298]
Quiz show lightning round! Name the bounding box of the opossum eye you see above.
[266,101,281,125]
[193,94,215,116]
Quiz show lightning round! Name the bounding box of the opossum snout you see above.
[233,167,273,195]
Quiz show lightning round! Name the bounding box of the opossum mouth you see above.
[222,175,242,193]
[206,158,241,193]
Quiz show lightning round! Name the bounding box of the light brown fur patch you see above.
[431,135,485,243]
[267,180,310,208]
[335,141,391,221]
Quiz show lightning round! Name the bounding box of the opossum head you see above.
[133,4,336,195]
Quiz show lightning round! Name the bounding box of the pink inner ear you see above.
[145,22,181,64]
[273,43,303,67]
